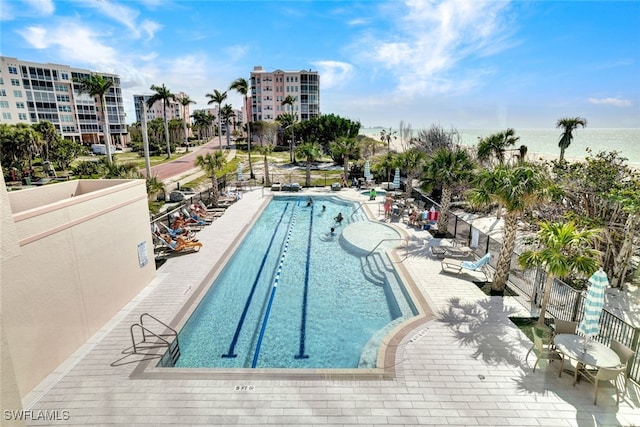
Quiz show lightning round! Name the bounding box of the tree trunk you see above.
[437,185,451,234]
[264,155,271,187]
[611,213,638,288]
[247,119,255,179]
[306,161,311,187]
[537,273,555,327]
[163,104,171,158]
[405,173,413,199]
[211,175,219,206]
[492,211,518,292]
[101,95,113,165]
[343,157,349,185]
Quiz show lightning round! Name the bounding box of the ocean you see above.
[359,128,640,167]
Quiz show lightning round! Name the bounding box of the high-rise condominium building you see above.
[133,92,190,124]
[0,56,127,145]
[250,66,320,123]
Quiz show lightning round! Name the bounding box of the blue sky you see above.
[1,0,638,129]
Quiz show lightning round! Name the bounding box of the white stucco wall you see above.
[1,177,156,398]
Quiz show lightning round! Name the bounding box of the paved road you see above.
[146,139,225,181]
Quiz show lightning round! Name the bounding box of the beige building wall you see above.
[1,176,156,398]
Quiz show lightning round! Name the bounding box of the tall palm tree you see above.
[379,152,397,186]
[556,117,587,162]
[397,148,426,199]
[257,143,274,186]
[230,77,255,179]
[176,94,196,152]
[76,73,114,164]
[380,128,396,152]
[468,163,552,293]
[220,104,235,148]
[518,221,601,327]
[295,142,321,187]
[422,148,474,234]
[330,137,359,185]
[194,151,227,207]
[147,84,176,158]
[205,89,228,149]
[281,95,297,162]
[477,128,519,166]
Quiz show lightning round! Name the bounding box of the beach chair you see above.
[154,234,202,255]
[441,252,492,280]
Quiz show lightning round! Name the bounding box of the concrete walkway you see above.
[21,188,640,426]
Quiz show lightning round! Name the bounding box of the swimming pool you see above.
[167,195,417,369]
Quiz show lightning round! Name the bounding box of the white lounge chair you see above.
[441,252,492,280]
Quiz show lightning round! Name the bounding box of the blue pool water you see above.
[171,196,416,369]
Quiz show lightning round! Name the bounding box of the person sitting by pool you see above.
[307,197,313,207]
[334,212,344,224]
[369,188,377,200]
[408,208,419,226]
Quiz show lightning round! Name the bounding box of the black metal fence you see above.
[412,190,640,384]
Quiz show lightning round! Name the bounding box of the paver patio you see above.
[20,188,640,426]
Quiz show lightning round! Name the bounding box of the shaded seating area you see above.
[526,327,562,372]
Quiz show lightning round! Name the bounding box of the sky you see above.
[1,0,639,129]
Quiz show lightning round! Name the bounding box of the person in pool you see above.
[307,197,313,207]
[334,212,344,224]
[330,227,336,236]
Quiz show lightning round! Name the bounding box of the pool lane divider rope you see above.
[295,204,313,359]
[222,203,290,358]
[251,203,299,368]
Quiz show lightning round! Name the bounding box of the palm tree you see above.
[176,94,196,152]
[397,148,426,199]
[220,104,235,148]
[295,142,321,187]
[194,151,227,207]
[281,95,297,162]
[380,128,397,152]
[257,143,274,186]
[330,137,359,185]
[205,89,228,149]
[147,84,176,158]
[518,221,601,327]
[379,152,397,186]
[477,128,519,165]
[422,148,474,234]
[76,73,114,164]
[556,117,587,162]
[230,77,255,179]
[468,163,552,294]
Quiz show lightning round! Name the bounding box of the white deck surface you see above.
[21,187,640,426]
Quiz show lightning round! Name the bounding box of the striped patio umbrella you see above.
[364,160,371,181]
[392,167,400,190]
[237,162,243,181]
[577,269,608,340]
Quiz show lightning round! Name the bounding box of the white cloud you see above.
[83,0,161,40]
[311,60,354,89]
[356,0,515,97]
[587,97,632,107]
[23,0,55,15]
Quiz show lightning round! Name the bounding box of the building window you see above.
[2,112,11,119]
[61,72,69,80]
[13,90,22,98]
[0,78,4,85]
[16,102,25,109]
[55,84,68,92]
[0,101,8,108]
[56,95,70,102]
[18,113,27,120]
[61,115,74,122]
[11,79,20,86]
[0,90,6,96]
[8,66,18,74]
[58,105,72,112]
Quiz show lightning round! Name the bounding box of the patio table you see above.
[553,334,620,385]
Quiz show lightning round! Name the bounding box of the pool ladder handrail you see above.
[365,238,409,263]
[350,201,377,219]
[130,313,179,362]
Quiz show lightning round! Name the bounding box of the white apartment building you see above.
[250,66,320,123]
[0,56,127,145]
[133,91,190,124]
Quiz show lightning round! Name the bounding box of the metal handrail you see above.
[129,313,179,354]
[365,238,409,262]
[350,201,377,218]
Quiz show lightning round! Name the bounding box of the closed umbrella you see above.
[578,269,608,348]
[364,160,371,181]
[392,167,400,190]
[237,162,243,181]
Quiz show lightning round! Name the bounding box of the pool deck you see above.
[22,187,640,426]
